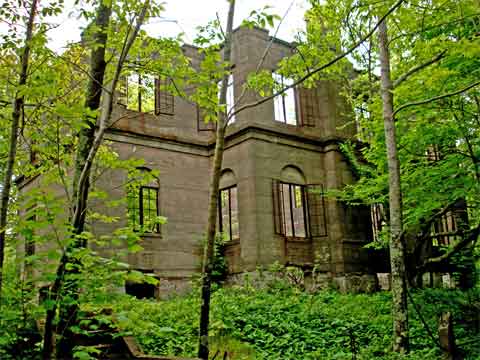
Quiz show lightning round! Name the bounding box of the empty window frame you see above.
[197,106,216,131]
[226,74,236,124]
[127,186,160,233]
[219,186,239,242]
[121,73,155,113]
[273,72,297,125]
[371,203,386,242]
[155,77,174,115]
[273,180,327,238]
[431,211,459,246]
[216,74,236,124]
[281,183,308,238]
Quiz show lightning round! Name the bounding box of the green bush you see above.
[0,255,42,360]
[112,283,480,360]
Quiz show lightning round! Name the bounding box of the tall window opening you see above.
[217,74,236,124]
[273,72,297,125]
[371,203,387,242]
[219,186,239,242]
[226,74,236,124]
[122,73,155,113]
[155,77,174,115]
[280,183,308,238]
[431,211,460,246]
[24,208,36,278]
[127,185,160,233]
[118,73,174,115]
[273,171,326,239]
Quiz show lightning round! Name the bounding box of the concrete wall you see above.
[92,132,211,278]
[18,26,374,294]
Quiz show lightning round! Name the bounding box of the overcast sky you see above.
[46,0,309,52]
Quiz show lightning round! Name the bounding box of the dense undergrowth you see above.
[112,282,480,360]
[1,273,479,359]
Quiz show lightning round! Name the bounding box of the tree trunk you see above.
[55,2,113,357]
[378,18,409,353]
[0,0,38,302]
[198,1,235,359]
[42,1,149,356]
[42,2,112,358]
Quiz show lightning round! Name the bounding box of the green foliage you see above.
[211,233,229,282]
[73,345,102,360]
[241,6,280,30]
[0,250,42,360]
[302,0,480,264]
[108,282,479,360]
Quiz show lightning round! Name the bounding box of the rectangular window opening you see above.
[280,183,307,238]
[155,77,175,115]
[127,185,160,233]
[217,74,236,125]
[273,72,297,126]
[120,73,157,113]
[218,186,239,242]
[226,74,236,124]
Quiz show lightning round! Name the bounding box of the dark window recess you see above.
[155,77,174,115]
[125,281,156,299]
[24,212,36,277]
[197,106,216,131]
[39,286,50,304]
[25,213,36,257]
[371,203,386,242]
[298,87,317,127]
[272,180,310,238]
[219,186,239,241]
[127,186,160,233]
[272,179,284,235]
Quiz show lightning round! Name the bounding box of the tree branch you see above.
[393,79,480,118]
[231,0,405,119]
[393,49,447,88]
[424,224,480,266]
[72,1,150,230]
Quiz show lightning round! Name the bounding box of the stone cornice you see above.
[105,124,353,156]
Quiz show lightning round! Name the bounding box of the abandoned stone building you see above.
[19,26,389,297]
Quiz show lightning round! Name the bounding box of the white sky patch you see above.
[44,0,308,52]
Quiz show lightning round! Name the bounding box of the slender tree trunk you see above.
[42,2,112,358]
[378,18,409,353]
[55,2,113,357]
[0,0,38,303]
[42,1,149,356]
[198,1,235,359]
[72,5,112,235]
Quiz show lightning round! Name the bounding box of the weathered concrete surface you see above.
[18,26,377,296]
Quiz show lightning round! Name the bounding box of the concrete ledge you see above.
[332,274,378,293]
[227,269,380,294]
